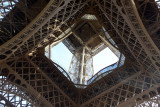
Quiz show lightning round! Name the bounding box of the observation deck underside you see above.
[0,0,160,107]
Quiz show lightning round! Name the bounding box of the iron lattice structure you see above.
[68,47,94,85]
[0,0,160,106]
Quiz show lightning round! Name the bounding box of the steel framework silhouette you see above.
[0,0,160,106]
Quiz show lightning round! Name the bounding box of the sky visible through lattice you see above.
[155,0,160,9]
[51,42,73,72]
[0,0,17,20]
[51,42,118,75]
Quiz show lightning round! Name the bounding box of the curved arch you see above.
[129,0,160,55]
[120,0,160,72]
[0,0,90,62]
[87,53,125,84]
[0,76,34,106]
[52,61,72,81]
[0,0,65,60]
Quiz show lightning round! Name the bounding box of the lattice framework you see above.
[0,0,159,106]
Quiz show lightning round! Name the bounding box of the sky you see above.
[51,42,72,71]
[51,42,118,75]
[0,1,16,19]
[93,47,118,74]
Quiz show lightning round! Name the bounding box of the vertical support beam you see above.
[49,44,51,59]
[80,47,85,84]
[99,35,119,57]
[68,54,74,73]
[91,55,94,76]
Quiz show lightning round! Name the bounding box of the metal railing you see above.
[87,53,125,84]
[87,63,118,84]
[48,59,72,81]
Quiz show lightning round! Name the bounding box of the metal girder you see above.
[134,0,160,52]
[94,0,142,66]
[28,54,78,105]
[0,64,48,106]
[120,0,160,73]
[140,0,160,47]
[0,0,91,62]
[81,69,160,107]
[69,26,92,52]
[0,94,16,107]
[25,55,76,106]
[80,0,160,105]
[0,0,160,106]
[118,73,160,106]
[3,60,54,106]
[80,63,140,104]
[94,0,159,75]
[135,0,160,23]
[0,0,47,46]
[0,0,67,60]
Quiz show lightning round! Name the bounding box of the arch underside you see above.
[0,0,160,106]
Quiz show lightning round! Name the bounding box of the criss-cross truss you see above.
[0,0,160,106]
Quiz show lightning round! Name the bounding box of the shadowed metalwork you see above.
[0,0,159,106]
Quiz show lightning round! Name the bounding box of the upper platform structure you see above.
[45,13,125,86]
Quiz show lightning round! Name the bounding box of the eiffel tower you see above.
[0,0,160,106]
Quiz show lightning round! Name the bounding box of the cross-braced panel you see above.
[80,63,140,104]
[0,0,48,46]
[7,56,76,106]
[118,72,160,107]
[134,0,160,50]
[0,65,50,106]
[121,0,160,74]
[81,70,160,107]
[29,54,78,104]
[93,0,159,75]
[0,0,91,62]
[0,0,159,106]
[0,76,33,107]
